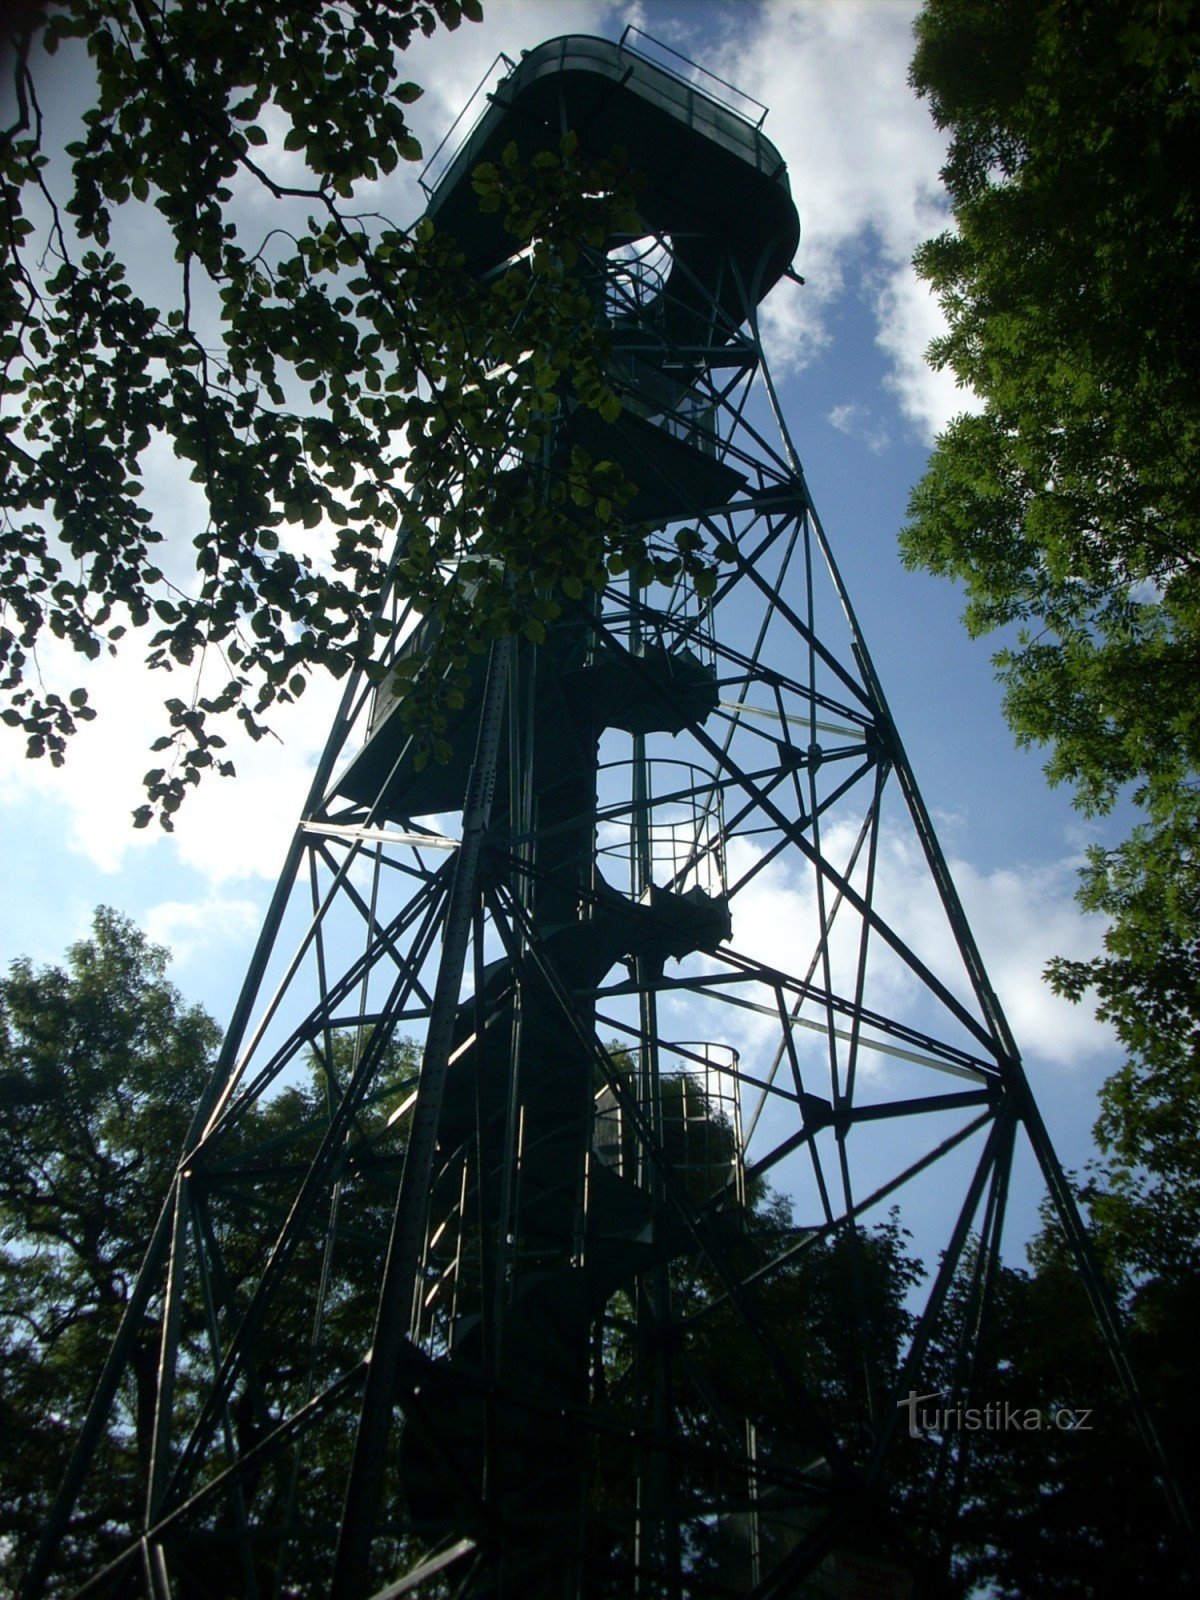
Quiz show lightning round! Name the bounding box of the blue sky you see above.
[0,0,1122,1233]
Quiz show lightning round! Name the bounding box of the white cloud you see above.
[875,266,976,441]
[166,677,341,885]
[758,267,834,373]
[828,401,890,454]
[721,821,1113,1076]
[713,1,976,438]
[143,893,261,966]
[0,643,163,874]
[0,632,338,882]
[948,854,1113,1071]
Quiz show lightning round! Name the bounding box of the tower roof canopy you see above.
[424,33,801,313]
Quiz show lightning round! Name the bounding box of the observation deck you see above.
[424,32,800,319]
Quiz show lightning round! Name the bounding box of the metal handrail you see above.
[596,755,728,900]
[418,50,516,197]
[617,24,769,130]
[421,28,772,204]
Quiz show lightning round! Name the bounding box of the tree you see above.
[963,950,1200,1593]
[1,2,697,824]
[924,1187,1200,1598]
[0,910,421,1596]
[0,909,220,1589]
[903,0,1200,1107]
[904,14,1200,1581]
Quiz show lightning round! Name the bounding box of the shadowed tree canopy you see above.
[0,909,425,1596]
[0,1,708,825]
[0,909,221,1590]
[904,0,1200,1131]
[933,1188,1200,1598]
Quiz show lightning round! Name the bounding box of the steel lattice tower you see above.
[30,32,1182,1600]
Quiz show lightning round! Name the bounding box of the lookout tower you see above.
[29,31,1180,1600]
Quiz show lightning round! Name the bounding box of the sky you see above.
[0,0,1124,1225]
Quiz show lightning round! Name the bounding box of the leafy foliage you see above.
[930,1203,1199,1598]
[905,0,1200,1163]
[905,13,1200,1569]
[0,2,700,823]
[0,909,219,1589]
[0,909,420,1595]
